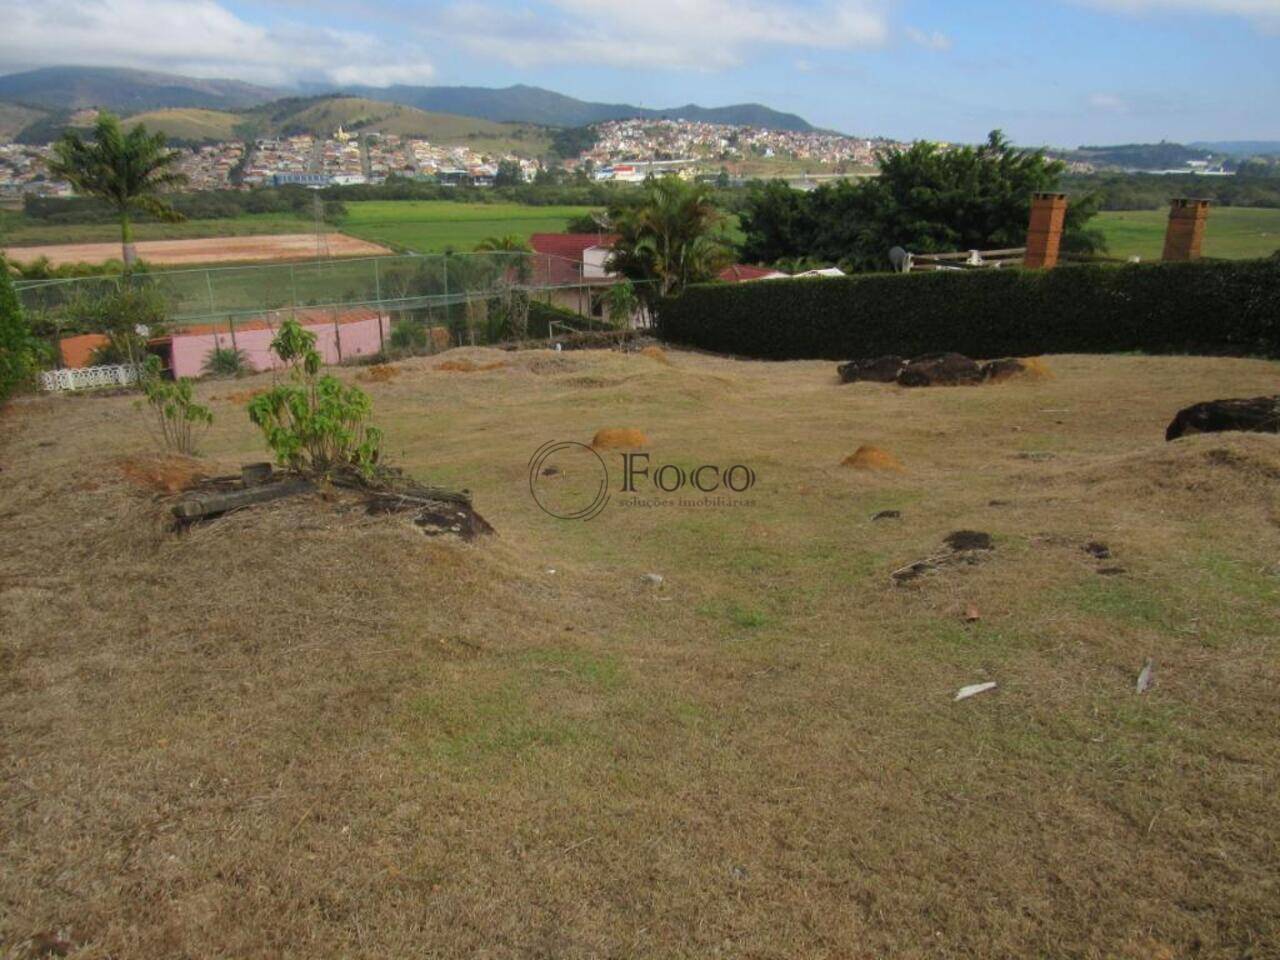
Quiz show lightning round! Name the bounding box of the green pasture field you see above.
[337,200,601,253]
[1095,206,1280,261]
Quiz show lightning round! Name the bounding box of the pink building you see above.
[164,308,392,379]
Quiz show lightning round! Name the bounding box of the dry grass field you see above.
[2,348,1279,958]
[0,233,390,268]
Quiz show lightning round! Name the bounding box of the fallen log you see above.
[172,479,315,520]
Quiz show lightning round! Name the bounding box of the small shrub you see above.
[389,319,427,352]
[201,345,252,378]
[139,358,213,455]
[247,318,382,478]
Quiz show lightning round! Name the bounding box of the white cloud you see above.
[1073,0,1280,31]
[434,0,890,70]
[0,0,435,87]
[905,26,952,50]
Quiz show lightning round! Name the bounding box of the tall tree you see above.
[47,113,188,270]
[606,175,732,299]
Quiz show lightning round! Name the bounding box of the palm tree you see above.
[603,279,640,329]
[47,113,187,270]
[606,176,732,299]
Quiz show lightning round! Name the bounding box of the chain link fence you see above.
[15,252,657,370]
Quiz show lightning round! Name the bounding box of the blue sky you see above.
[1,0,1277,145]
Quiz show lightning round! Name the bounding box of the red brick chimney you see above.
[1162,199,1210,262]
[1024,193,1068,269]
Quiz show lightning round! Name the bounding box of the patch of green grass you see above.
[1060,576,1172,630]
[1095,207,1280,261]
[339,200,601,253]
[523,648,626,691]
[697,598,772,630]
[405,681,594,764]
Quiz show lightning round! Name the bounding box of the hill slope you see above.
[339,83,817,132]
[120,96,552,154]
[121,107,244,142]
[0,66,281,112]
[0,101,47,140]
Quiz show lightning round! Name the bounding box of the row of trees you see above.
[739,131,1104,272]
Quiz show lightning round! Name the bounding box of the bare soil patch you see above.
[2,233,390,267]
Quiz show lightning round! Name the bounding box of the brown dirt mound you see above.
[842,445,905,472]
[436,359,507,373]
[641,346,671,365]
[986,357,1055,384]
[358,364,400,383]
[1058,433,1280,519]
[117,455,208,493]
[221,387,268,405]
[592,428,650,449]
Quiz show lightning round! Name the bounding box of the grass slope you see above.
[119,96,552,154]
[271,98,551,154]
[122,107,243,142]
[0,101,48,140]
[1096,206,1280,260]
[339,200,600,252]
[1,351,1278,956]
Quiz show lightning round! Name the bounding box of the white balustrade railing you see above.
[40,364,140,392]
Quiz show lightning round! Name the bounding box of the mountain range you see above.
[0,66,816,133]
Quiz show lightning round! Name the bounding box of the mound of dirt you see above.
[1059,434,1280,518]
[436,359,508,373]
[984,356,1054,383]
[220,388,268,405]
[358,364,400,383]
[640,346,671,365]
[592,428,650,449]
[118,455,208,494]
[842,445,905,472]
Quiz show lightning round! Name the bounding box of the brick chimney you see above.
[1162,199,1210,262]
[1024,193,1068,269]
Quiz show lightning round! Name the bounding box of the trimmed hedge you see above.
[656,258,1280,360]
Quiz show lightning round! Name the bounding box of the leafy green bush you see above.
[0,261,43,403]
[657,258,1280,360]
[388,319,427,352]
[65,282,166,369]
[140,358,212,455]
[248,318,382,478]
[201,346,252,378]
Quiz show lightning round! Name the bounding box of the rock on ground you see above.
[897,353,985,387]
[1165,396,1280,442]
[838,356,905,384]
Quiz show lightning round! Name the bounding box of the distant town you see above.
[0,114,1243,201]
